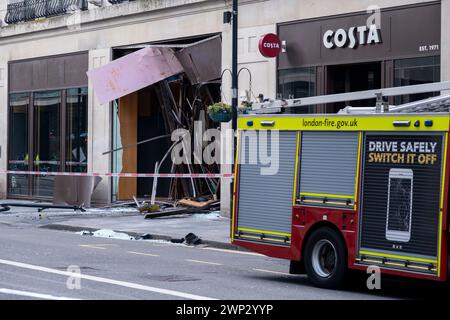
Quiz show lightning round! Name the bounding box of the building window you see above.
[33,91,62,197]
[7,87,88,198]
[278,67,316,99]
[394,56,440,105]
[8,93,30,196]
[66,88,88,173]
[278,67,316,113]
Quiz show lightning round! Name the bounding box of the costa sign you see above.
[259,33,282,58]
[323,24,382,49]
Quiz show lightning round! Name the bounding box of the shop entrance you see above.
[326,62,382,113]
[110,35,223,202]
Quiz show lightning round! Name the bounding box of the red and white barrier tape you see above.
[2,170,233,178]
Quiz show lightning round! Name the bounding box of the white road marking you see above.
[185,259,223,266]
[79,244,119,250]
[0,258,216,300]
[202,247,264,257]
[253,268,299,277]
[79,245,107,250]
[127,251,160,257]
[0,288,81,300]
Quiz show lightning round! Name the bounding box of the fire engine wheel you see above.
[304,227,347,289]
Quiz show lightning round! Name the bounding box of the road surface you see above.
[0,224,446,300]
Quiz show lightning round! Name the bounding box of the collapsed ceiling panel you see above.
[87,47,183,105]
[175,36,222,85]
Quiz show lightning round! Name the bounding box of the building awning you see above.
[87,47,183,105]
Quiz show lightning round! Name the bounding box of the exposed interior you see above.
[112,35,223,201]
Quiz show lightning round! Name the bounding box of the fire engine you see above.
[232,82,450,288]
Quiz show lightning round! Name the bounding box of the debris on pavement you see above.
[138,203,162,214]
[178,198,217,208]
[184,233,202,245]
[144,198,220,219]
[76,227,203,246]
[139,233,153,240]
[77,229,135,241]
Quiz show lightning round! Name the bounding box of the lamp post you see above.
[231,0,238,131]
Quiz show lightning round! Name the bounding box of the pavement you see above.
[0,200,233,249]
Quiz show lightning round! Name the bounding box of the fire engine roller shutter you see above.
[358,133,444,273]
[237,130,297,237]
[299,132,359,200]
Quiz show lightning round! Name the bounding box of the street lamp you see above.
[223,1,238,131]
[231,0,238,132]
[223,0,238,229]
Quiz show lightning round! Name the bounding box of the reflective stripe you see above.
[292,132,301,205]
[354,132,363,210]
[231,133,241,243]
[238,115,450,131]
[238,227,291,237]
[299,192,354,200]
[359,251,437,264]
[437,133,448,277]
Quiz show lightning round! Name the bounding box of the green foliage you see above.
[208,102,232,114]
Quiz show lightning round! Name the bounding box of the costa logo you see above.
[323,24,382,49]
[259,33,282,58]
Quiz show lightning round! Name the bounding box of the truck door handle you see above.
[261,121,275,127]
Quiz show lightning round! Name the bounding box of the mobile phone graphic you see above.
[386,168,414,243]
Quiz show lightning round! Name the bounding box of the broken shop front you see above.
[7,52,89,199]
[277,2,441,113]
[96,36,224,202]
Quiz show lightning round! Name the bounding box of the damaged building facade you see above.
[1,0,450,215]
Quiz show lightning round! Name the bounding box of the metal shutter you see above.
[299,132,359,197]
[237,131,297,235]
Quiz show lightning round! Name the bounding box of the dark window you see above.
[33,90,61,197]
[7,87,88,198]
[394,56,440,105]
[66,88,88,173]
[8,93,30,196]
[278,67,316,114]
[278,67,316,99]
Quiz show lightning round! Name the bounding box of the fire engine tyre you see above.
[304,227,347,289]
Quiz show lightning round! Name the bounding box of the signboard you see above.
[359,133,444,268]
[322,24,382,49]
[259,33,282,58]
[278,3,441,68]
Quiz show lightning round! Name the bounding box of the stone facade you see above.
[0,0,446,211]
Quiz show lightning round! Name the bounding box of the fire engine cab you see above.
[232,82,450,288]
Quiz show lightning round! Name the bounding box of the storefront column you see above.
[0,57,8,199]
[220,121,233,218]
[221,29,232,217]
[442,0,450,92]
[88,48,112,205]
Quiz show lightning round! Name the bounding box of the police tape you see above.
[1,170,234,178]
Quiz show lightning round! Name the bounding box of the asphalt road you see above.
[0,223,447,300]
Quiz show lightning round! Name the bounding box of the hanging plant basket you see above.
[209,111,232,123]
[208,102,232,123]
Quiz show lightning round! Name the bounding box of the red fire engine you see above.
[232,82,450,288]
